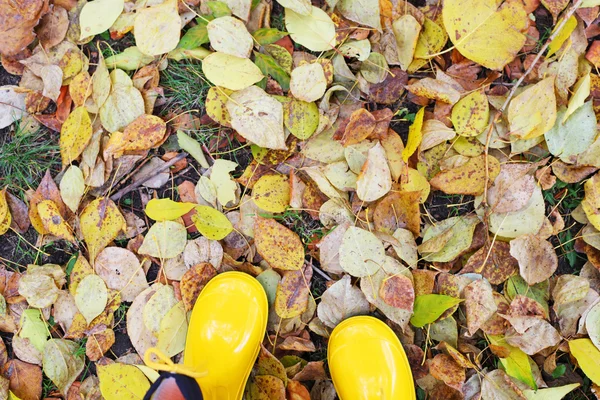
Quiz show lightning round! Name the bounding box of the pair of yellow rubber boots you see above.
[148,272,415,399]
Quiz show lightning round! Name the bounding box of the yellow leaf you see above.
[134,0,181,56]
[356,142,392,202]
[569,338,600,384]
[443,0,528,70]
[400,168,430,203]
[451,90,489,137]
[430,155,500,196]
[0,188,11,235]
[205,86,233,127]
[97,363,150,400]
[80,198,126,262]
[105,115,166,157]
[524,384,580,400]
[402,107,425,162]
[59,165,85,213]
[409,18,447,72]
[192,205,233,240]
[253,174,290,213]
[255,217,304,271]
[60,106,92,166]
[156,301,188,357]
[207,16,254,58]
[79,0,124,39]
[74,275,108,324]
[69,253,94,296]
[138,221,187,259]
[290,63,327,103]
[392,14,421,71]
[508,77,557,139]
[211,159,238,206]
[488,335,537,389]
[202,52,264,91]
[547,15,577,58]
[284,6,336,52]
[38,200,75,242]
[145,199,196,221]
[564,73,591,123]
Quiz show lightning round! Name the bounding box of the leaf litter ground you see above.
[1,0,600,399]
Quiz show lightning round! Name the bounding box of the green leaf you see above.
[253,28,289,45]
[104,47,155,70]
[177,130,209,168]
[178,19,211,49]
[410,294,462,328]
[551,364,566,379]
[570,338,600,384]
[206,1,231,17]
[524,384,579,400]
[253,52,290,91]
[545,101,597,163]
[19,309,49,353]
[192,205,234,240]
[504,275,549,315]
[488,335,537,389]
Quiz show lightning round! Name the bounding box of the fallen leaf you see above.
[410,294,462,327]
[275,265,312,319]
[134,0,181,55]
[79,0,124,39]
[42,339,84,395]
[192,206,233,240]
[317,275,369,328]
[284,6,335,51]
[464,279,497,335]
[203,52,264,90]
[95,247,149,302]
[290,62,327,102]
[508,77,557,140]
[138,221,187,259]
[97,363,150,399]
[180,263,217,311]
[452,90,489,137]
[443,0,528,70]
[253,174,290,213]
[207,16,253,58]
[2,360,42,400]
[145,199,196,221]
[227,86,286,149]
[379,274,414,311]
[430,154,500,196]
[569,338,600,384]
[74,274,107,324]
[0,0,48,56]
[339,226,385,277]
[509,235,558,285]
[59,165,84,213]
[402,107,424,162]
[392,14,421,70]
[80,198,126,262]
[545,101,597,164]
[255,217,305,271]
[430,353,465,391]
[356,142,392,202]
[37,200,75,242]
[156,301,188,357]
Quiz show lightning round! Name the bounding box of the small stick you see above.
[110,152,189,201]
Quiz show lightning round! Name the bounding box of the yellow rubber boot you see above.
[184,271,268,400]
[328,316,416,400]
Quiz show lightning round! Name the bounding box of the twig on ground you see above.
[110,152,189,201]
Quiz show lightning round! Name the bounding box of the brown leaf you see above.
[552,161,597,183]
[463,279,497,335]
[274,264,312,319]
[286,381,310,400]
[373,191,421,235]
[504,319,561,355]
[29,169,67,234]
[6,191,30,233]
[0,0,49,56]
[278,336,316,352]
[246,375,286,400]
[429,353,465,391]
[379,274,414,311]
[535,165,556,190]
[2,359,42,400]
[510,234,558,285]
[412,269,438,296]
[180,263,217,311]
[461,242,518,285]
[292,361,327,381]
[369,67,408,104]
[339,109,376,147]
[86,327,115,361]
[255,217,305,271]
[541,0,569,22]
[487,164,536,213]
[35,6,68,50]
[430,155,500,196]
[481,292,510,335]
